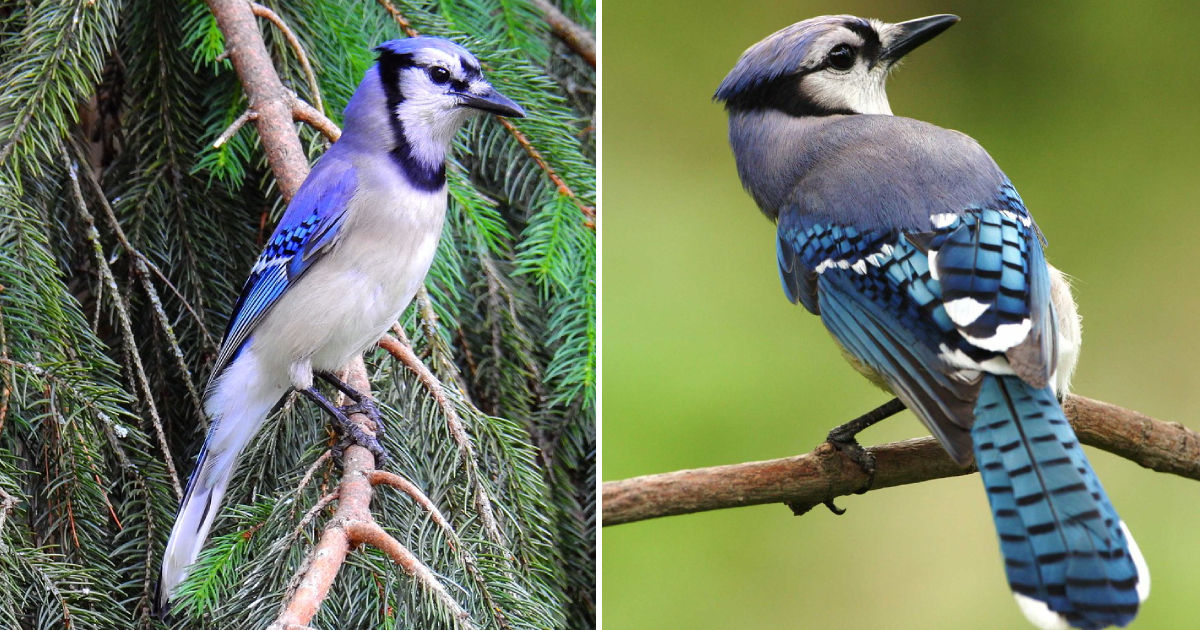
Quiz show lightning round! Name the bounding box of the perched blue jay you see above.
[716,15,1148,630]
[156,37,524,612]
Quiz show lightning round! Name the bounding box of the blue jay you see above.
[156,37,524,612]
[716,15,1147,630]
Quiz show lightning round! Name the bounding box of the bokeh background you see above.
[602,1,1200,628]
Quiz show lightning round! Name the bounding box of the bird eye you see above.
[428,67,451,85]
[828,44,856,71]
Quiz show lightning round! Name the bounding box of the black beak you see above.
[457,86,525,118]
[879,14,959,63]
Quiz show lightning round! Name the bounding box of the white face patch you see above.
[389,48,490,167]
[792,22,895,116]
[801,61,893,115]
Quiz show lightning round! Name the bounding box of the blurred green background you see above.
[601,1,1200,628]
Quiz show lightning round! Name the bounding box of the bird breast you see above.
[249,166,447,389]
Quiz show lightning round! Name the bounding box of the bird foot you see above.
[328,408,389,466]
[300,386,389,466]
[825,426,876,495]
[340,398,385,437]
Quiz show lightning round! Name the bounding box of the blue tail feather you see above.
[972,375,1143,629]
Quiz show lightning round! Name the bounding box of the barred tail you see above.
[972,375,1148,629]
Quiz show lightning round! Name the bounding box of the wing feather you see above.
[776,182,1056,462]
[208,159,358,384]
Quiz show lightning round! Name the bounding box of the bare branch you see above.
[602,394,1200,527]
[213,109,257,149]
[291,97,340,143]
[345,521,472,623]
[528,0,595,67]
[250,2,324,113]
[207,0,310,199]
[271,359,373,628]
[369,470,453,533]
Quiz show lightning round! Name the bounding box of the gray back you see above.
[729,110,1006,230]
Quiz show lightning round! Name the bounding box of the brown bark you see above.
[207,0,310,199]
[529,0,596,68]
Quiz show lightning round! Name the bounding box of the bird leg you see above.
[822,398,907,512]
[300,386,388,465]
[316,371,385,436]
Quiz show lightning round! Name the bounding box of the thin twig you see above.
[369,470,453,532]
[345,520,471,621]
[0,485,17,534]
[294,449,333,497]
[292,491,338,535]
[207,0,310,199]
[376,0,419,38]
[66,160,183,500]
[498,117,595,227]
[602,394,1200,527]
[291,97,340,143]
[80,164,210,424]
[0,283,9,435]
[250,2,324,113]
[528,0,595,67]
[213,109,257,149]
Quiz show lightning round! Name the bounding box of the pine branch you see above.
[602,394,1200,526]
[528,0,595,68]
[379,333,505,545]
[271,358,471,630]
[207,0,310,199]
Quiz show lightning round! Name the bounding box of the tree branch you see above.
[270,359,472,629]
[207,0,310,200]
[291,97,340,143]
[602,394,1200,527]
[528,0,595,68]
[250,2,324,114]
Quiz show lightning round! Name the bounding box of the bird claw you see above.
[340,398,385,436]
[329,412,389,466]
[826,428,876,495]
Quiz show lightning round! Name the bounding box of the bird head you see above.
[345,37,524,173]
[375,37,525,122]
[715,14,959,117]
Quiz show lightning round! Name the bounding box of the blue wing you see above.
[209,158,359,382]
[929,184,1056,387]
[776,182,1056,464]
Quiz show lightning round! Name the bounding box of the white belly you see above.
[245,174,446,390]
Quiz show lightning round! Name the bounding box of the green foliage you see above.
[0,0,594,628]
